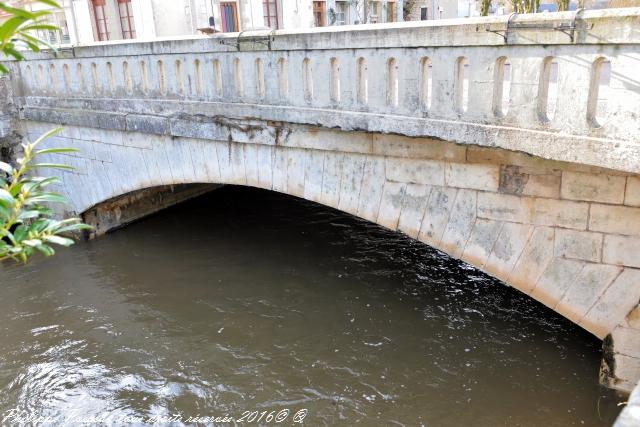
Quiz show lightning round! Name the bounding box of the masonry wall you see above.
[22,119,640,392]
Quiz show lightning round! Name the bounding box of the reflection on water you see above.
[0,186,623,425]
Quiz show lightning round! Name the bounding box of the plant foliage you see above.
[0,0,61,73]
[0,128,91,262]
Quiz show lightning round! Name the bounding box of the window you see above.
[220,2,239,32]
[263,0,279,29]
[387,0,395,22]
[369,1,379,23]
[335,1,349,25]
[118,0,136,39]
[91,0,109,41]
[37,11,69,45]
[313,1,326,27]
[420,7,428,20]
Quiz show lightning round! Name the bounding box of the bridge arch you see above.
[6,8,640,394]
[24,119,640,396]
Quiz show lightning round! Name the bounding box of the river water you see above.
[0,186,624,426]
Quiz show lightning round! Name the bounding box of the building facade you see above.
[9,0,630,45]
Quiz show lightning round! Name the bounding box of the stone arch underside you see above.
[24,120,640,392]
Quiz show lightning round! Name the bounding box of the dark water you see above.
[0,186,624,426]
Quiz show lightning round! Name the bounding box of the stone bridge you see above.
[2,9,640,393]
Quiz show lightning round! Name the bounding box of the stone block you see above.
[440,189,477,258]
[603,235,640,268]
[485,222,533,282]
[531,257,586,309]
[581,269,640,338]
[477,192,533,223]
[285,148,305,197]
[627,306,640,330]
[418,186,457,248]
[386,158,444,186]
[202,140,222,183]
[377,181,406,230]
[554,229,603,262]
[532,198,589,230]
[373,134,466,161]
[397,183,431,238]
[522,173,561,198]
[445,163,500,191]
[611,354,640,390]
[123,133,153,150]
[590,204,640,236]
[256,144,273,190]
[270,147,288,194]
[302,150,325,202]
[611,326,640,358]
[216,141,235,185]
[461,218,503,268]
[338,154,366,215]
[561,171,626,204]
[357,156,385,222]
[555,263,622,326]
[243,143,261,188]
[320,152,343,208]
[625,176,640,207]
[509,226,555,294]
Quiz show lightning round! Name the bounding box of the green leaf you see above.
[0,16,28,44]
[13,225,27,242]
[22,239,42,247]
[25,192,67,204]
[32,127,63,147]
[0,161,13,174]
[3,46,25,61]
[27,163,74,172]
[35,244,55,257]
[43,235,74,247]
[19,23,59,32]
[0,188,15,207]
[35,147,78,155]
[57,223,93,233]
[17,209,42,221]
[0,3,38,19]
[36,0,61,8]
[0,63,8,74]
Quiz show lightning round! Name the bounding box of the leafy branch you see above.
[0,128,91,262]
[0,0,61,73]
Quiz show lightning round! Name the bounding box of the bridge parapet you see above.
[6,8,640,173]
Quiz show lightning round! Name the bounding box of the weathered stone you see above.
[590,204,640,236]
[372,134,466,161]
[581,269,640,338]
[498,165,529,195]
[397,183,431,238]
[532,198,589,230]
[532,257,586,309]
[477,192,533,223]
[386,158,444,186]
[554,229,603,262]
[377,181,406,230]
[561,171,626,204]
[603,235,640,268]
[418,186,457,248]
[611,326,640,358]
[625,176,640,207]
[485,222,533,282]
[509,226,555,294]
[522,173,561,198]
[556,264,622,326]
[446,163,499,191]
[461,218,503,268]
[440,189,477,258]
